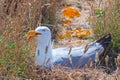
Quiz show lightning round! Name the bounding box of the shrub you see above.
[93,0,120,52]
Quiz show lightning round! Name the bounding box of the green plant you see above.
[93,0,120,52]
[0,0,65,79]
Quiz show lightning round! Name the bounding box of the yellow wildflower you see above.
[57,28,90,39]
[63,19,72,24]
[57,31,72,39]
[63,7,81,18]
[61,23,68,28]
[76,29,90,38]
[63,31,72,37]
[57,34,64,39]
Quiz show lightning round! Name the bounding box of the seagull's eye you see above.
[42,29,46,32]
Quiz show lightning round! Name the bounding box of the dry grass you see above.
[9,65,120,80]
[0,0,62,79]
[0,0,120,79]
[91,0,120,52]
[90,0,120,72]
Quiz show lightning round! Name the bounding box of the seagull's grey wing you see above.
[77,47,104,67]
[52,46,85,67]
[52,46,84,62]
[52,41,104,68]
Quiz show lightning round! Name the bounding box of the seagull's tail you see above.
[96,33,111,49]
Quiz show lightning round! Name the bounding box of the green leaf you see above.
[8,42,16,48]
[8,61,14,65]
[96,9,103,15]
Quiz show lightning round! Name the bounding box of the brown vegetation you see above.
[0,0,120,79]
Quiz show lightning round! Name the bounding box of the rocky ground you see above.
[54,0,94,48]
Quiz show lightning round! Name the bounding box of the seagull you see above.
[28,26,111,68]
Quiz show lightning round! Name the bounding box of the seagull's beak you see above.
[27,30,41,39]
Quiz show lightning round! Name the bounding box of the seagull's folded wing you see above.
[52,41,104,68]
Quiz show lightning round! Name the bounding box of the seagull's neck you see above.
[37,40,52,54]
[36,39,53,66]
[37,40,52,49]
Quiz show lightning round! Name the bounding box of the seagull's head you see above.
[28,26,51,43]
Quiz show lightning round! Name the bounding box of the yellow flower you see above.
[76,29,90,38]
[63,31,72,37]
[57,28,90,39]
[63,19,72,24]
[61,23,68,28]
[62,7,81,18]
[74,28,82,33]
[57,34,64,39]
[57,31,72,39]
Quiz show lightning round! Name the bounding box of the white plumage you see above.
[28,26,111,68]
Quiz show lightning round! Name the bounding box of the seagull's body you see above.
[28,26,111,68]
[52,41,104,68]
